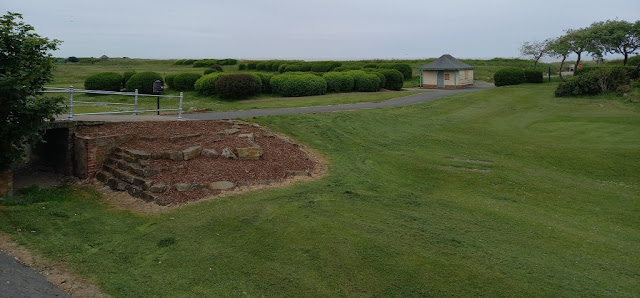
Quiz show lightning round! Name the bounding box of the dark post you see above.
[152,80,164,115]
[548,67,551,82]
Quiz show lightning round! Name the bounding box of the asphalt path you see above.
[0,252,69,297]
[183,83,494,120]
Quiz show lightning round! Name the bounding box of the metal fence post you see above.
[68,85,74,120]
[178,92,183,120]
[134,89,139,115]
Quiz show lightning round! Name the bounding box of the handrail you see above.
[43,86,183,120]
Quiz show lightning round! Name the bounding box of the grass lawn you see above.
[2,83,638,296]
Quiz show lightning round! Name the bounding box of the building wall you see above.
[421,69,474,89]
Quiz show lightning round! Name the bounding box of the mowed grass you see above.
[1,83,639,296]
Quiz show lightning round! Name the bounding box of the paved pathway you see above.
[0,252,69,297]
[183,83,494,120]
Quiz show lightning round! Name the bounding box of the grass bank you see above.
[2,83,638,296]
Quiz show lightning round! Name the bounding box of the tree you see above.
[520,39,552,69]
[590,20,640,65]
[0,12,63,196]
[548,36,572,81]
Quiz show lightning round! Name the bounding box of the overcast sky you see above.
[3,0,639,60]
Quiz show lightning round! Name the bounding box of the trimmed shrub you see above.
[238,64,246,71]
[204,68,220,75]
[323,72,354,93]
[311,62,332,72]
[67,56,79,63]
[220,58,237,65]
[256,62,266,71]
[284,64,301,72]
[494,67,525,87]
[299,63,312,72]
[379,63,412,80]
[125,72,163,94]
[215,74,261,99]
[329,61,342,70]
[272,61,283,72]
[363,63,378,68]
[255,73,273,94]
[84,72,123,91]
[123,71,136,87]
[355,74,380,92]
[247,62,257,70]
[523,69,543,83]
[371,72,386,89]
[278,64,288,73]
[270,73,327,97]
[194,73,225,95]
[193,59,219,68]
[172,73,202,91]
[555,67,630,97]
[264,61,274,71]
[377,69,404,91]
[165,74,176,88]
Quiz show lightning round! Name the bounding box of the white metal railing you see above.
[43,86,184,120]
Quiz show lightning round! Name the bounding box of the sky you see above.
[3,0,639,61]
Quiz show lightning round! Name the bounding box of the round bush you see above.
[494,68,525,87]
[392,63,412,80]
[278,64,288,73]
[256,62,266,71]
[524,70,543,83]
[125,72,163,94]
[204,68,220,75]
[363,63,378,68]
[255,73,274,94]
[84,72,123,91]
[299,63,312,72]
[355,73,380,92]
[370,72,386,89]
[377,69,404,90]
[284,64,301,72]
[123,71,136,87]
[238,64,246,71]
[264,61,274,71]
[194,73,225,95]
[247,62,257,70]
[270,73,327,97]
[165,74,176,88]
[323,72,354,93]
[215,74,261,99]
[272,61,283,72]
[172,73,202,91]
[193,59,219,68]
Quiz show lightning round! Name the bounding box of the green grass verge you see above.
[3,83,638,296]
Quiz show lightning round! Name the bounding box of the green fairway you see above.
[1,83,638,296]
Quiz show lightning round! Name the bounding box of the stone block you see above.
[224,128,240,135]
[221,147,237,160]
[237,147,262,160]
[209,181,235,190]
[201,148,218,158]
[169,151,184,161]
[95,171,111,183]
[132,177,152,190]
[149,183,168,193]
[182,146,202,161]
[125,149,151,160]
[113,169,135,184]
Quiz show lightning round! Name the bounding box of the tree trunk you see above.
[0,169,13,198]
[559,56,568,82]
[623,51,628,66]
[574,52,582,76]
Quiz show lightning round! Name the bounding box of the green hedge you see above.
[256,62,266,71]
[193,59,219,68]
[377,69,404,90]
[284,64,301,72]
[524,70,543,83]
[165,74,176,89]
[347,70,380,92]
[194,73,225,95]
[204,68,220,75]
[371,72,386,89]
[238,64,246,70]
[84,72,123,91]
[215,74,261,99]
[494,68,525,87]
[247,62,257,70]
[555,67,630,97]
[323,72,354,93]
[270,73,327,97]
[172,73,202,91]
[125,72,163,94]
[255,73,273,94]
[379,63,412,80]
[122,71,136,87]
[278,64,288,73]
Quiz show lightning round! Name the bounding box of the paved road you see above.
[183,83,494,120]
[0,252,69,297]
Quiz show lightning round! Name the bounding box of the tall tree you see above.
[548,36,572,80]
[590,20,640,65]
[520,39,552,69]
[0,12,63,197]
[562,27,602,75]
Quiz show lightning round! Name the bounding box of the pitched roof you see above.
[417,54,475,70]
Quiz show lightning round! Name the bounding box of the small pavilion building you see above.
[417,54,474,89]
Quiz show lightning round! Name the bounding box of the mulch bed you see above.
[75,120,317,205]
